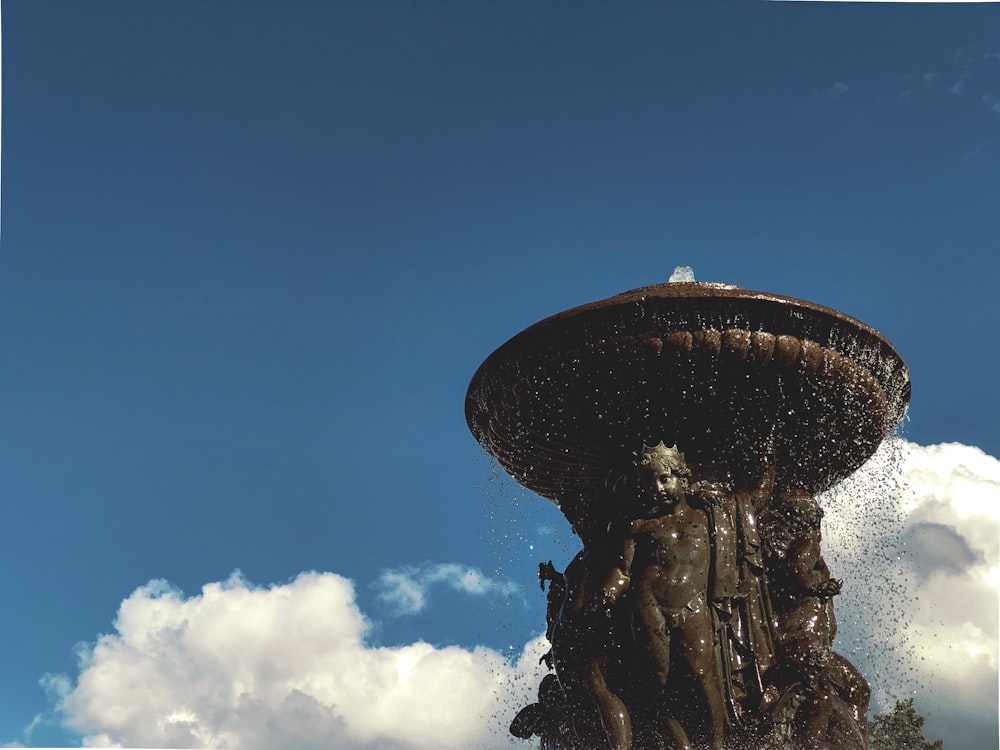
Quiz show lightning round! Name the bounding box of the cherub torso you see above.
[628,504,712,611]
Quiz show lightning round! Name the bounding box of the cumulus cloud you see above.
[376,562,520,617]
[41,441,998,749]
[820,440,999,748]
[44,571,548,750]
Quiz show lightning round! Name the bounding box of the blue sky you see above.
[1,2,998,748]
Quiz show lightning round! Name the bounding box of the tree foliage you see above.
[870,698,943,750]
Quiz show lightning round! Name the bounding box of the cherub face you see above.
[636,457,685,507]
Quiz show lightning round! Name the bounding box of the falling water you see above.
[819,431,922,712]
[476,452,574,744]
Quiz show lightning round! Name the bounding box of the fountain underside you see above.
[467,282,909,528]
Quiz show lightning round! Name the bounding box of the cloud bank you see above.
[821,440,999,749]
[42,441,997,749]
[43,571,547,749]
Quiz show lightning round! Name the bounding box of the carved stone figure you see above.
[759,489,870,750]
[691,463,777,728]
[510,674,578,750]
[549,543,632,749]
[524,447,877,750]
[599,443,726,750]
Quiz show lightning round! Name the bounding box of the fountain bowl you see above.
[466,282,910,524]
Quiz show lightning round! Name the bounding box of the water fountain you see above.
[465,279,910,750]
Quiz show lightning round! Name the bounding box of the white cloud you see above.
[375,562,521,616]
[44,570,548,750]
[820,439,999,747]
[41,441,999,749]
[375,569,429,615]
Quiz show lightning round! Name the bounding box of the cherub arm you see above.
[590,536,635,615]
[787,536,842,598]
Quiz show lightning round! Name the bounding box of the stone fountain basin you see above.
[466,282,910,518]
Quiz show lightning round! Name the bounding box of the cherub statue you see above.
[598,442,726,750]
[759,489,869,750]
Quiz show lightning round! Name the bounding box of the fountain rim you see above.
[466,281,909,413]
